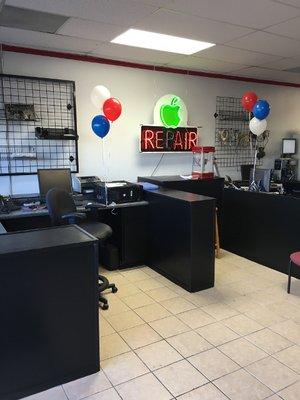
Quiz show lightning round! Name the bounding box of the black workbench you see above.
[144,188,215,292]
[0,225,99,400]
[221,188,300,278]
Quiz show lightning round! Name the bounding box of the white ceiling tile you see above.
[271,0,300,8]
[226,31,300,57]
[134,9,253,44]
[261,57,300,70]
[265,16,300,40]
[160,0,300,29]
[6,0,158,26]
[166,56,248,73]
[0,26,99,53]
[57,18,126,42]
[90,42,182,64]
[233,66,300,83]
[195,45,282,66]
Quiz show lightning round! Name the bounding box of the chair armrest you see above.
[61,212,86,224]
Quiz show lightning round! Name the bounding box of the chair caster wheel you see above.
[101,303,109,310]
[112,287,118,293]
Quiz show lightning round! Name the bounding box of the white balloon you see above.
[90,85,111,108]
[249,117,267,136]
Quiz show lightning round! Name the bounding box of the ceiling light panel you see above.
[111,29,215,55]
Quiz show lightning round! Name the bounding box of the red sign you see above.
[140,125,198,152]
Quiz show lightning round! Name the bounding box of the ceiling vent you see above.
[0,5,68,34]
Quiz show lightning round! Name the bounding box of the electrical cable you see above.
[151,153,165,176]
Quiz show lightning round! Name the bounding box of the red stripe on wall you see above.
[2,44,300,88]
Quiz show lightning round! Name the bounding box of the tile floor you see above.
[22,250,300,400]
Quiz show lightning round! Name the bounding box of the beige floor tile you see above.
[135,278,165,291]
[246,357,299,392]
[134,302,171,322]
[101,351,149,386]
[119,324,161,349]
[270,320,300,345]
[189,348,240,380]
[214,369,272,400]
[139,267,161,278]
[176,382,228,399]
[277,381,300,400]
[222,314,264,336]
[167,331,212,358]
[107,274,128,287]
[146,287,179,302]
[244,304,286,327]
[154,360,208,397]
[63,371,111,400]
[105,310,144,332]
[196,322,239,346]
[122,292,155,309]
[273,345,300,373]
[136,340,183,370]
[84,388,121,399]
[246,328,293,354]
[177,309,215,329]
[166,282,190,296]
[201,302,239,320]
[116,373,172,400]
[218,338,267,366]
[264,396,281,400]
[184,292,217,307]
[149,315,190,338]
[119,269,150,282]
[100,297,130,317]
[100,318,115,337]
[115,283,142,298]
[225,296,258,313]
[100,333,130,360]
[22,386,67,400]
[160,297,196,314]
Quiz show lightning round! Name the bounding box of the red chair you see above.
[288,252,300,293]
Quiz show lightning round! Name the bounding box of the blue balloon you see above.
[91,115,110,138]
[252,100,270,120]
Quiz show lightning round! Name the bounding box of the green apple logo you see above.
[160,96,181,128]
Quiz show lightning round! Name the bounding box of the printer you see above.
[72,176,101,197]
[95,181,143,205]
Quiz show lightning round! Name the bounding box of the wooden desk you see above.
[0,226,99,400]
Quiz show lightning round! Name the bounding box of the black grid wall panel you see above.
[0,74,78,175]
[214,96,263,168]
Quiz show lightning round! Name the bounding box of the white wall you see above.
[1,51,300,195]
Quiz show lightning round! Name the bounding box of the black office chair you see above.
[46,188,117,310]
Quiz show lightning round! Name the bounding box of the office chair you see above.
[46,188,117,310]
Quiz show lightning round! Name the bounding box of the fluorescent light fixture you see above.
[111,29,215,55]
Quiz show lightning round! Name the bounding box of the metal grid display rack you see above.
[214,96,266,168]
[0,74,78,176]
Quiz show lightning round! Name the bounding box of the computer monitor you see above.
[38,168,72,199]
[250,168,271,192]
[282,139,296,155]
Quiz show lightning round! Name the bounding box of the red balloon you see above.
[103,97,122,121]
[241,91,258,111]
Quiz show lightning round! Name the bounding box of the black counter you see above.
[144,188,215,292]
[0,226,99,400]
[222,189,300,278]
[138,175,224,207]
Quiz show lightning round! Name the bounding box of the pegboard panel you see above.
[214,96,266,168]
[0,74,78,175]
